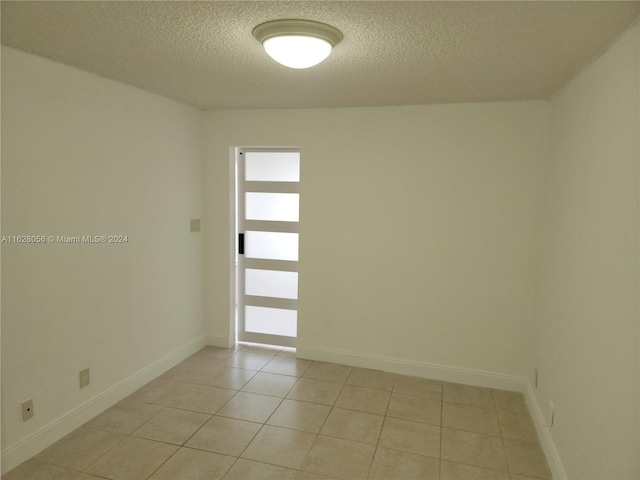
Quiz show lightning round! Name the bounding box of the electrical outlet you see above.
[533,368,539,388]
[80,368,90,388]
[190,219,201,233]
[22,399,34,421]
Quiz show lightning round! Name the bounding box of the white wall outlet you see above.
[190,219,201,233]
[80,368,90,388]
[22,399,34,421]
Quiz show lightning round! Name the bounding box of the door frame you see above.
[233,146,300,347]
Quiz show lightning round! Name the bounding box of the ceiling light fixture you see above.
[252,19,343,69]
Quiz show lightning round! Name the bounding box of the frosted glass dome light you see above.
[253,19,343,69]
[263,35,332,69]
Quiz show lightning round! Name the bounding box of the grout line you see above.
[9,352,548,480]
[492,388,513,476]
[232,421,267,464]
[142,443,181,480]
[365,377,395,479]
[296,361,348,476]
[178,414,214,449]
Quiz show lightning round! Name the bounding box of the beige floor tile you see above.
[129,379,180,406]
[503,438,551,480]
[186,346,237,365]
[369,446,439,480]
[132,407,210,445]
[378,417,440,458]
[442,428,508,472]
[216,391,282,423]
[164,382,236,414]
[286,378,343,405]
[346,367,396,392]
[334,385,390,415]
[241,372,298,397]
[224,459,298,480]
[34,426,124,471]
[262,356,312,377]
[442,402,501,436]
[387,392,441,425]
[2,459,81,480]
[497,411,538,441]
[303,362,352,383]
[393,376,443,400]
[9,355,554,480]
[148,447,234,480]
[161,360,206,380]
[300,435,375,480]
[207,366,256,390]
[267,399,332,433]
[444,383,495,409]
[295,471,336,480]
[185,415,261,456]
[493,390,529,415]
[161,361,225,386]
[241,425,317,469]
[85,437,178,480]
[225,351,274,370]
[320,407,384,445]
[84,400,161,434]
[440,460,510,480]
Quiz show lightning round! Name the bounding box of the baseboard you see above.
[297,344,566,479]
[524,381,568,480]
[296,343,526,392]
[205,333,234,348]
[1,335,207,475]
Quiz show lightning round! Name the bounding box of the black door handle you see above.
[239,233,245,255]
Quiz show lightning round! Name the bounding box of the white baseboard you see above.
[205,333,233,348]
[1,335,207,475]
[296,343,526,392]
[524,382,568,480]
[297,344,567,477]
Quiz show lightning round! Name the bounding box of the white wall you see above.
[204,101,548,384]
[1,46,206,472]
[530,24,639,479]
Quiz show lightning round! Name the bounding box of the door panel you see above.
[245,306,297,337]
[244,151,300,182]
[245,193,299,222]
[245,231,299,261]
[237,148,300,347]
[245,269,299,299]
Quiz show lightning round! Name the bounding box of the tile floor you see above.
[3,344,552,480]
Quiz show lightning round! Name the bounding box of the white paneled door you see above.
[237,148,300,347]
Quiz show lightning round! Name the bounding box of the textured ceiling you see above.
[2,1,639,110]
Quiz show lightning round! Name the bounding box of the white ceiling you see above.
[2,1,639,110]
